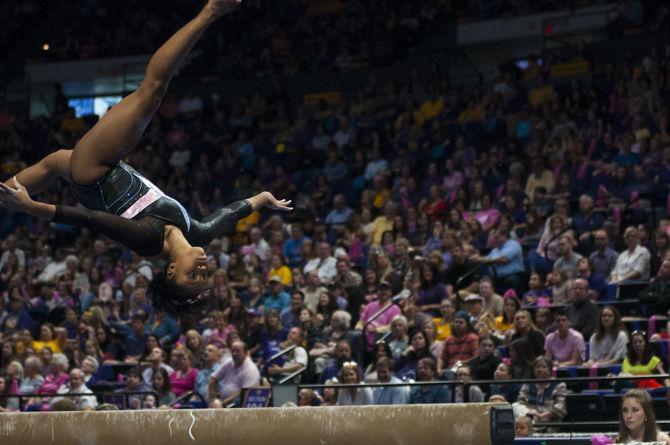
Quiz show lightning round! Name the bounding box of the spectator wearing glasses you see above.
[609,227,651,283]
[567,278,600,340]
[453,363,485,403]
[515,356,567,431]
[575,257,608,301]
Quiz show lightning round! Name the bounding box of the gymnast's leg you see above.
[69,0,240,185]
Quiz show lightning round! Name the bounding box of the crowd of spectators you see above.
[2,5,670,436]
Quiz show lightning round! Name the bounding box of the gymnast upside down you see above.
[0,0,292,315]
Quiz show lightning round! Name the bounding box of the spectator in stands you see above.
[615,388,670,444]
[639,259,670,313]
[443,240,481,297]
[531,215,567,275]
[522,273,551,307]
[169,349,198,397]
[394,328,432,380]
[195,343,221,402]
[152,367,176,407]
[534,308,554,336]
[279,290,305,330]
[115,368,143,409]
[417,264,448,314]
[575,258,608,301]
[209,341,260,406]
[478,278,503,317]
[469,334,501,381]
[19,356,44,395]
[567,278,600,340]
[37,352,69,397]
[284,224,308,268]
[525,159,555,202]
[495,295,520,338]
[258,276,290,314]
[142,347,174,391]
[509,310,545,358]
[490,362,520,403]
[454,363,485,403]
[609,227,651,283]
[589,230,619,278]
[372,357,408,405]
[145,311,180,348]
[355,280,401,350]
[547,269,571,306]
[370,201,396,245]
[266,326,308,383]
[51,368,98,411]
[438,310,479,374]
[544,310,585,366]
[585,306,628,367]
[32,323,65,354]
[515,356,567,429]
[553,235,582,279]
[433,298,454,341]
[387,315,409,359]
[620,330,670,390]
[409,357,451,404]
[320,340,354,383]
[573,195,604,240]
[470,229,525,293]
[336,361,373,406]
[515,416,533,438]
[304,242,337,285]
[650,230,670,276]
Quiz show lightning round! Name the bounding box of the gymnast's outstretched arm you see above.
[187,191,293,246]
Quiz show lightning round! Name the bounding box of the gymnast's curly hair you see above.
[146,270,208,319]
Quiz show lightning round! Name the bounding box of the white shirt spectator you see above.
[364,159,389,181]
[303,256,337,285]
[51,382,98,410]
[0,248,25,269]
[610,245,651,282]
[210,356,260,400]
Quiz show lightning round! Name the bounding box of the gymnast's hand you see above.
[0,177,36,213]
[263,191,293,212]
[207,0,241,18]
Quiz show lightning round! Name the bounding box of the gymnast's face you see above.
[166,246,210,293]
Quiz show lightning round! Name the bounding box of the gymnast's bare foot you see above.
[206,0,241,18]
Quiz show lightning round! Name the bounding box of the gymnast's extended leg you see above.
[68,0,240,185]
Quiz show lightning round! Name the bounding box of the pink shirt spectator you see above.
[360,301,401,349]
[203,325,236,346]
[170,368,199,397]
[544,328,585,363]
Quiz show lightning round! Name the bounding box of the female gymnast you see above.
[0,0,292,315]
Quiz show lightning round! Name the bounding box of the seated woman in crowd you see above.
[422,319,444,360]
[509,338,536,380]
[169,349,199,397]
[495,295,520,340]
[515,356,568,430]
[620,330,670,390]
[394,329,433,380]
[152,367,177,407]
[0,375,19,412]
[468,334,501,382]
[336,361,373,406]
[585,306,628,367]
[508,310,545,358]
[490,362,521,403]
[453,363,485,403]
[615,388,670,444]
[387,315,409,359]
[363,342,392,383]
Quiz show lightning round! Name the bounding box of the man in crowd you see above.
[209,341,260,407]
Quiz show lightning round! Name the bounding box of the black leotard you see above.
[53,161,251,257]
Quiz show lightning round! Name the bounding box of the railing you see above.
[543,225,576,259]
[295,374,669,405]
[6,390,158,411]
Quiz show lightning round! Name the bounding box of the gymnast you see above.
[0,0,292,315]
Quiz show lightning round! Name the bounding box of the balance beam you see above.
[0,403,513,445]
